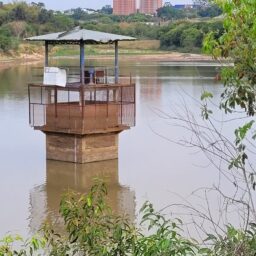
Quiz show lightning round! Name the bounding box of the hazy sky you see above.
[3,0,193,10]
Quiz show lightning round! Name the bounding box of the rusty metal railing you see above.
[30,66,132,85]
[28,82,136,134]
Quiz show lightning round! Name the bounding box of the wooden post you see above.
[45,41,49,67]
[80,41,85,85]
[114,41,119,84]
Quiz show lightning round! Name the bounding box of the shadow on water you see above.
[29,159,136,234]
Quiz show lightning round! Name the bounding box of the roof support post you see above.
[80,41,85,85]
[45,41,49,67]
[114,41,119,84]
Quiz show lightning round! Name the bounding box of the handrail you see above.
[28,82,135,89]
[28,82,136,134]
[30,66,131,86]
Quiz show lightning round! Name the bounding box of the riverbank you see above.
[0,51,216,71]
[0,54,43,70]
[88,52,215,62]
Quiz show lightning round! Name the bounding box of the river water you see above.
[0,58,236,237]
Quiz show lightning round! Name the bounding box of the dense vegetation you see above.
[0,2,76,53]
[1,182,256,256]
[0,1,224,54]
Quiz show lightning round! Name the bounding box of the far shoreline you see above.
[0,52,223,71]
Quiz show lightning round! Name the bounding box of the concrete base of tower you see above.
[45,132,119,163]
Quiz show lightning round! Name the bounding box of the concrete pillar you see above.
[46,132,119,163]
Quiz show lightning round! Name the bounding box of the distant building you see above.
[113,0,136,15]
[140,0,163,14]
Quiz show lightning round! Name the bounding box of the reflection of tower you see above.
[29,185,47,234]
[140,77,162,102]
[29,160,136,233]
[140,65,162,102]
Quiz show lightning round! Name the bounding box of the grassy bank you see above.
[0,40,164,61]
[51,40,165,57]
[0,43,44,62]
[0,40,213,67]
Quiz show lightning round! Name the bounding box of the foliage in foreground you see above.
[1,182,256,255]
[200,0,256,225]
[43,182,198,256]
[204,0,256,116]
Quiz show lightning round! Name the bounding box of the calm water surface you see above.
[0,58,227,237]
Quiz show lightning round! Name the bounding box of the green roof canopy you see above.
[26,27,136,45]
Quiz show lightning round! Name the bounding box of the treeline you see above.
[159,20,224,52]
[0,2,75,51]
[69,4,222,23]
[0,1,224,54]
[157,4,222,20]
[79,20,224,53]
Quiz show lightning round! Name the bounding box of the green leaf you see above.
[235,121,255,141]
[201,91,213,101]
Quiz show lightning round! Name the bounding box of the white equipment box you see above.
[43,67,67,87]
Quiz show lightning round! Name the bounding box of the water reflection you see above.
[140,75,162,103]
[29,160,136,233]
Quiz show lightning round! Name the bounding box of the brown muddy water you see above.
[0,58,237,237]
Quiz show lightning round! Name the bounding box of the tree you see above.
[193,0,210,7]
[9,3,28,20]
[175,0,256,235]
[38,8,53,24]
[157,6,185,20]
[7,21,27,38]
[100,5,113,15]
[181,27,203,49]
[0,27,18,51]
[51,14,74,31]
[70,7,86,20]
[157,0,256,250]
[160,25,184,48]
[197,5,222,17]
[31,2,45,9]
[159,21,222,51]
[204,0,256,116]
[193,0,222,18]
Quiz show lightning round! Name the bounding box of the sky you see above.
[2,0,193,11]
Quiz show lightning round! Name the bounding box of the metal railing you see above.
[28,82,136,135]
[30,66,132,85]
